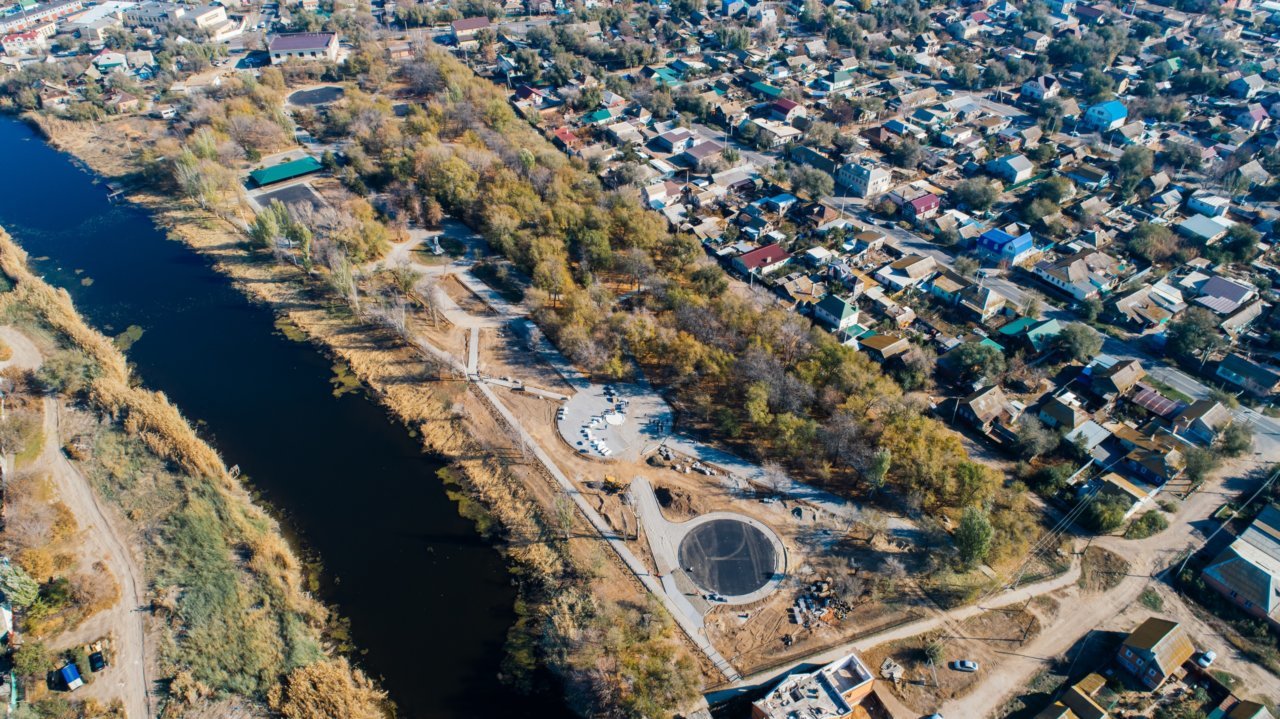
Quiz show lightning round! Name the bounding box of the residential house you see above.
[1178,213,1233,245]
[1204,505,1280,628]
[874,254,937,290]
[1020,30,1050,51]
[1033,249,1122,301]
[958,284,1009,323]
[1064,164,1111,191]
[1034,673,1116,719]
[1040,391,1090,430]
[836,163,892,198]
[1187,193,1230,217]
[987,153,1035,184]
[770,98,806,124]
[733,245,791,276]
[977,227,1037,266]
[1084,100,1128,132]
[1116,617,1195,690]
[958,385,1023,437]
[1228,74,1266,99]
[1021,75,1062,102]
[450,16,491,45]
[654,128,696,154]
[1196,275,1258,315]
[858,333,910,363]
[903,193,941,222]
[1092,358,1146,399]
[813,294,859,332]
[1172,399,1233,446]
[1216,354,1280,397]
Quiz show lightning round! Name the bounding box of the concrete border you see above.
[674,511,787,606]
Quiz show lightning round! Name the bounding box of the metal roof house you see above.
[1116,617,1194,689]
[1084,100,1128,132]
[977,227,1036,266]
[248,156,323,187]
[1204,504,1280,628]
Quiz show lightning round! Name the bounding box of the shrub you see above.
[12,640,50,679]
[1140,587,1164,611]
[1125,511,1169,539]
[925,639,946,665]
[1083,495,1129,534]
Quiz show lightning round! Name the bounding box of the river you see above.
[0,116,571,719]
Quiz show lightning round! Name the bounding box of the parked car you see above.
[89,651,107,672]
[949,660,979,672]
[1197,650,1217,668]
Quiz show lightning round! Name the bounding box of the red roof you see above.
[908,194,940,212]
[552,127,579,146]
[737,244,791,270]
[774,98,800,112]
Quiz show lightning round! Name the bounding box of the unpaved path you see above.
[941,468,1262,718]
[0,325,150,718]
[43,396,151,719]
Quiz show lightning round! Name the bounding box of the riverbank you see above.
[0,226,386,718]
[23,113,705,716]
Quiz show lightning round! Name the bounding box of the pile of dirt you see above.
[654,484,705,521]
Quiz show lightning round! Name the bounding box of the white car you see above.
[1196,650,1217,668]
[949,660,979,673]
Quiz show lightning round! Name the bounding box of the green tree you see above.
[955,507,994,567]
[1166,307,1220,360]
[1216,422,1253,458]
[1055,322,1103,363]
[0,562,39,607]
[952,178,999,211]
[1116,146,1154,196]
[946,343,1006,384]
[11,641,50,679]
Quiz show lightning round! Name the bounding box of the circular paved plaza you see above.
[678,518,778,598]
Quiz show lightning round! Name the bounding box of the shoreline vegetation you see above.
[0,227,387,718]
[22,103,705,717]
[10,38,1026,718]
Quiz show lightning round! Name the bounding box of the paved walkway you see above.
[475,383,741,681]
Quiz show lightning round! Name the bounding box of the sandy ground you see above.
[940,463,1273,718]
[0,326,150,719]
[44,397,151,719]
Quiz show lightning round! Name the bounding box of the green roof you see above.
[249,156,323,187]
[750,81,783,98]
[998,316,1037,336]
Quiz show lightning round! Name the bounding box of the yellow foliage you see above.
[267,658,387,719]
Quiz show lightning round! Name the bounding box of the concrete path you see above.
[474,382,740,681]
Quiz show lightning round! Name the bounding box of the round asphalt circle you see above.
[677,518,777,597]
[288,86,345,106]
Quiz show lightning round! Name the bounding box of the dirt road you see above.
[42,397,151,719]
[0,326,150,718]
[940,468,1264,718]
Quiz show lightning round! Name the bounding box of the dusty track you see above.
[0,326,150,718]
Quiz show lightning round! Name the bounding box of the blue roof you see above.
[60,665,81,683]
[980,228,1016,246]
[1091,100,1128,122]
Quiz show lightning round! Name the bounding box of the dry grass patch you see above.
[1078,546,1130,592]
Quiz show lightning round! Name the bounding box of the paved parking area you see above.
[556,380,673,461]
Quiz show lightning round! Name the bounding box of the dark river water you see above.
[0,116,571,719]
